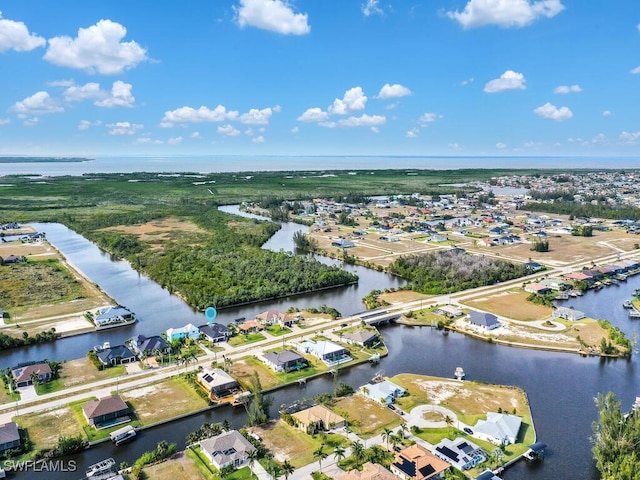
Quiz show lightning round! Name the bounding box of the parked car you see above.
[463,427,473,435]
[387,404,396,411]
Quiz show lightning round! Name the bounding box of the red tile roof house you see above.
[256,310,295,327]
[82,395,131,429]
[524,283,552,294]
[12,362,52,388]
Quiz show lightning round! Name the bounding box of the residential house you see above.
[237,319,264,333]
[540,278,569,291]
[261,349,308,373]
[199,323,232,343]
[332,239,355,248]
[476,471,502,480]
[96,345,137,366]
[2,255,26,265]
[524,261,544,272]
[391,444,450,480]
[295,339,351,366]
[337,462,397,480]
[341,330,378,347]
[473,412,522,445]
[552,306,586,321]
[291,404,346,432]
[563,272,592,284]
[12,362,52,388]
[93,306,135,328]
[196,368,242,400]
[360,379,406,405]
[523,283,551,294]
[433,305,463,318]
[256,310,295,328]
[82,394,130,428]
[433,437,486,471]
[468,312,500,330]
[199,430,255,471]
[127,335,168,356]
[165,323,200,342]
[0,422,21,453]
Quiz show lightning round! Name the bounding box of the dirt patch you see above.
[229,357,279,390]
[59,358,126,387]
[380,290,430,304]
[252,420,323,467]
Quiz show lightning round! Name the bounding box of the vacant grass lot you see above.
[144,450,209,480]
[464,289,552,321]
[229,355,328,391]
[228,333,267,347]
[334,395,403,438]
[122,377,208,425]
[58,358,126,388]
[15,406,86,450]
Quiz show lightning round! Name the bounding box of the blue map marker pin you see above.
[205,307,217,323]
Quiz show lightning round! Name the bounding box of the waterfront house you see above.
[199,323,231,343]
[199,430,255,471]
[165,323,200,342]
[563,271,592,284]
[433,305,463,318]
[433,437,486,471]
[196,368,242,400]
[341,330,378,347]
[295,339,351,366]
[1,255,26,265]
[391,444,450,480]
[127,335,168,356]
[11,362,52,387]
[524,283,551,294]
[476,471,502,480]
[96,344,137,366]
[291,404,346,432]
[82,395,130,428]
[0,422,20,453]
[256,310,295,328]
[237,319,264,333]
[552,306,586,321]
[540,278,569,291]
[94,306,135,328]
[337,462,396,480]
[468,312,500,330]
[261,349,308,373]
[473,412,522,445]
[360,379,406,404]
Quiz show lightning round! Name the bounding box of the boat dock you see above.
[629,309,640,319]
[109,425,136,446]
[523,441,548,461]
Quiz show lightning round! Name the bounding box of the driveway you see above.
[16,385,38,402]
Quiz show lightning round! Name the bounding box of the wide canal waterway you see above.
[5,213,640,479]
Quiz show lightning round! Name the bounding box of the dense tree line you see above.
[592,392,640,480]
[525,201,640,221]
[389,250,528,294]
[0,329,59,351]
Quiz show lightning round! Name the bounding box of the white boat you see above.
[110,425,136,445]
[85,458,116,477]
[623,300,634,309]
[455,367,465,380]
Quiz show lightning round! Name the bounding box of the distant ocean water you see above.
[1,155,639,176]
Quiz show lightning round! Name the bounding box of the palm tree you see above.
[382,427,393,449]
[313,445,328,472]
[351,440,366,468]
[399,422,408,439]
[445,415,454,436]
[333,445,346,464]
[281,459,295,480]
[247,448,259,479]
[221,419,232,432]
[388,433,402,452]
[267,463,282,480]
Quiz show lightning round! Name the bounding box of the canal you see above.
[5,212,640,479]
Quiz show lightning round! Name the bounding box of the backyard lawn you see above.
[333,395,403,438]
[15,405,86,450]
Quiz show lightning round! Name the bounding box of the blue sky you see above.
[0,0,639,157]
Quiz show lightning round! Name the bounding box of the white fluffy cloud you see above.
[377,83,412,99]
[23,117,38,126]
[290,126,299,133]
[167,136,183,145]
[44,19,148,74]
[12,91,63,116]
[63,82,102,102]
[330,87,367,115]
[337,114,386,127]
[446,0,565,29]
[418,112,443,126]
[620,131,640,143]
[362,0,383,17]
[234,0,310,35]
[602,110,612,117]
[217,124,241,137]
[78,119,102,130]
[496,142,507,149]
[553,84,582,94]
[161,105,239,127]
[62,81,135,107]
[107,121,143,135]
[252,135,265,143]
[484,70,526,93]
[533,102,573,121]
[0,11,46,52]
[239,107,275,125]
[190,131,201,139]
[406,128,419,138]
[297,107,329,122]
[631,66,640,74]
